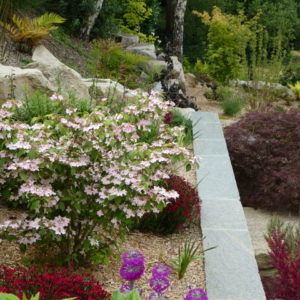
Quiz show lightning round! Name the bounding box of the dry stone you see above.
[26,45,90,99]
[0,64,55,101]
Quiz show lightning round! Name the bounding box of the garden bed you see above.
[0,147,206,299]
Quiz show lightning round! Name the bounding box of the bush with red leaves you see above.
[0,264,111,300]
[136,175,201,235]
[225,109,300,211]
[261,220,300,300]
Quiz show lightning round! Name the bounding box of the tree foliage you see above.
[193,6,256,83]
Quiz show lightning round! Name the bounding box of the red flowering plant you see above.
[135,175,201,235]
[261,218,300,300]
[0,264,110,300]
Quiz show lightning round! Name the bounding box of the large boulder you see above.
[116,33,139,47]
[0,64,55,101]
[26,45,90,99]
[83,78,134,99]
[126,44,157,60]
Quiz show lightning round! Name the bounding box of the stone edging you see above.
[191,112,266,300]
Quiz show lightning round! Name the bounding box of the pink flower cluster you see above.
[0,90,193,262]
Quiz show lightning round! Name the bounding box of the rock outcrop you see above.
[0,64,55,101]
[26,45,90,99]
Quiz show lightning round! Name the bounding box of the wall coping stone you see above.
[191,111,266,300]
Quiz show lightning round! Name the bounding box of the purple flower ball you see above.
[121,250,144,263]
[152,264,171,278]
[149,276,170,293]
[184,288,208,300]
[119,259,145,281]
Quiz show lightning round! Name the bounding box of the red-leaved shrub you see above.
[225,109,300,211]
[0,264,110,299]
[261,220,300,300]
[136,175,201,235]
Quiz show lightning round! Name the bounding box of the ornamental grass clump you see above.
[225,108,300,211]
[0,90,193,264]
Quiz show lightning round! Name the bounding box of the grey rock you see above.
[0,63,55,101]
[28,45,90,99]
[169,56,185,88]
[230,79,297,101]
[83,78,133,99]
[197,155,240,200]
[201,199,248,230]
[191,111,219,123]
[193,139,228,156]
[116,33,139,47]
[173,107,195,120]
[203,228,266,300]
[126,44,157,60]
[152,81,163,92]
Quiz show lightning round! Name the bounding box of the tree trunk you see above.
[80,0,104,40]
[165,0,187,61]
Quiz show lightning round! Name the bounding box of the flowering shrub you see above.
[0,91,192,263]
[261,219,300,300]
[0,264,110,299]
[136,175,200,235]
[225,109,300,211]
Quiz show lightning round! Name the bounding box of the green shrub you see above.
[193,7,256,84]
[193,59,211,82]
[216,86,235,101]
[222,98,242,116]
[14,91,94,124]
[88,39,149,89]
[168,109,194,145]
[280,64,300,86]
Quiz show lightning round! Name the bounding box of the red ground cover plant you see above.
[0,264,111,299]
[136,175,201,235]
[261,220,300,300]
[225,108,300,211]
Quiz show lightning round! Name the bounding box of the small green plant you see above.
[19,56,33,65]
[216,86,235,102]
[193,59,211,83]
[111,289,140,300]
[222,98,242,116]
[0,13,65,46]
[88,39,149,89]
[288,81,300,100]
[169,109,194,145]
[170,238,203,280]
[0,293,75,300]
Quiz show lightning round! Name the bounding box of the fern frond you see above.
[0,20,17,34]
[2,13,65,46]
[33,13,66,28]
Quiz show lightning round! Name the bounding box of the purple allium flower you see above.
[184,288,208,300]
[152,264,171,278]
[119,259,145,281]
[149,293,168,300]
[121,250,144,263]
[149,276,170,293]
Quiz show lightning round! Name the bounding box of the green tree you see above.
[193,6,256,83]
